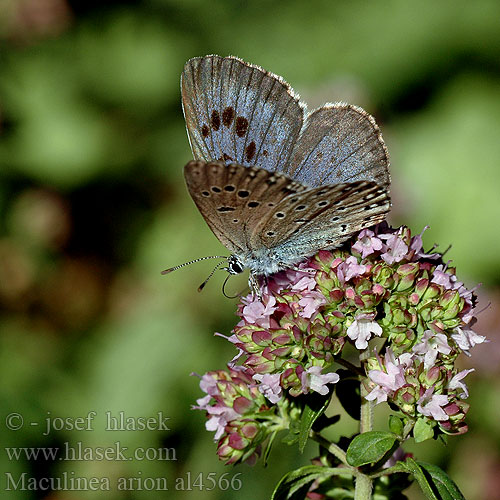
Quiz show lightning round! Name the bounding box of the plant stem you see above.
[369,464,407,479]
[354,349,374,499]
[359,377,373,434]
[354,473,372,500]
[310,432,351,467]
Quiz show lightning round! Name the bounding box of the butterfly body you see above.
[180,55,391,283]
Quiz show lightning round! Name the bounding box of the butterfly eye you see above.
[248,201,260,208]
[317,201,328,207]
[275,212,285,218]
[227,256,244,274]
[211,186,222,193]
[224,185,235,192]
[238,190,249,198]
[201,191,210,197]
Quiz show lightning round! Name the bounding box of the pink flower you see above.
[301,366,339,395]
[291,275,317,292]
[412,330,451,368]
[352,229,383,258]
[365,385,390,405]
[205,405,241,440]
[268,265,316,294]
[336,256,367,283]
[253,373,283,403]
[409,226,440,260]
[215,333,245,367]
[298,291,327,319]
[379,233,409,264]
[242,296,277,327]
[448,369,474,398]
[431,265,462,290]
[347,316,383,349]
[199,372,220,396]
[452,327,487,353]
[366,350,410,403]
[193,387,240,440]
[417,388,449,421]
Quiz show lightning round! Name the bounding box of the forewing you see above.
[182,55,304,172]
[287,104,390,188]
[253,181,390,255]
[184,160,308,254]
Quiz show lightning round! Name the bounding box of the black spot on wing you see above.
[245,141,256,162]
[235,116,249,137]
[218,153,234,162]
[211,110,221,131]
[222,107,235,127]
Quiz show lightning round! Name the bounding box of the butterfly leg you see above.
[280,263,316,274]
[248,273,263,300]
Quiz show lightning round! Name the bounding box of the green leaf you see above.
[414,418,434,443]
[299,393,331,452]
[418,462,466,500]
[402,458,439,500]
[346,431,398,467]
[389,415,404,436]
[272,466,355,500]
[272,466,323,500]
[263,431,277,466]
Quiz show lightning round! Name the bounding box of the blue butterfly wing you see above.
[182,55,304,173]
[287,104,390,188]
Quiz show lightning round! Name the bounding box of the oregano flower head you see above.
[194,223,484,468]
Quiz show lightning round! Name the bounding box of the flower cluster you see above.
[365,349,473,435]
[194,224,484,463]
[193,366,290,465]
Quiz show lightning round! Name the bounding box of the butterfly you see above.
[165,55,390,290]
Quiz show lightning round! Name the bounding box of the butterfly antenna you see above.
[198,261,227,292]
[161,256,227,275]
[222,274,242,299]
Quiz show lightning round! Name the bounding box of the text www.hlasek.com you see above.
[5,442,176,462]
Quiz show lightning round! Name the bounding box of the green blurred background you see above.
[0,0,499,498]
